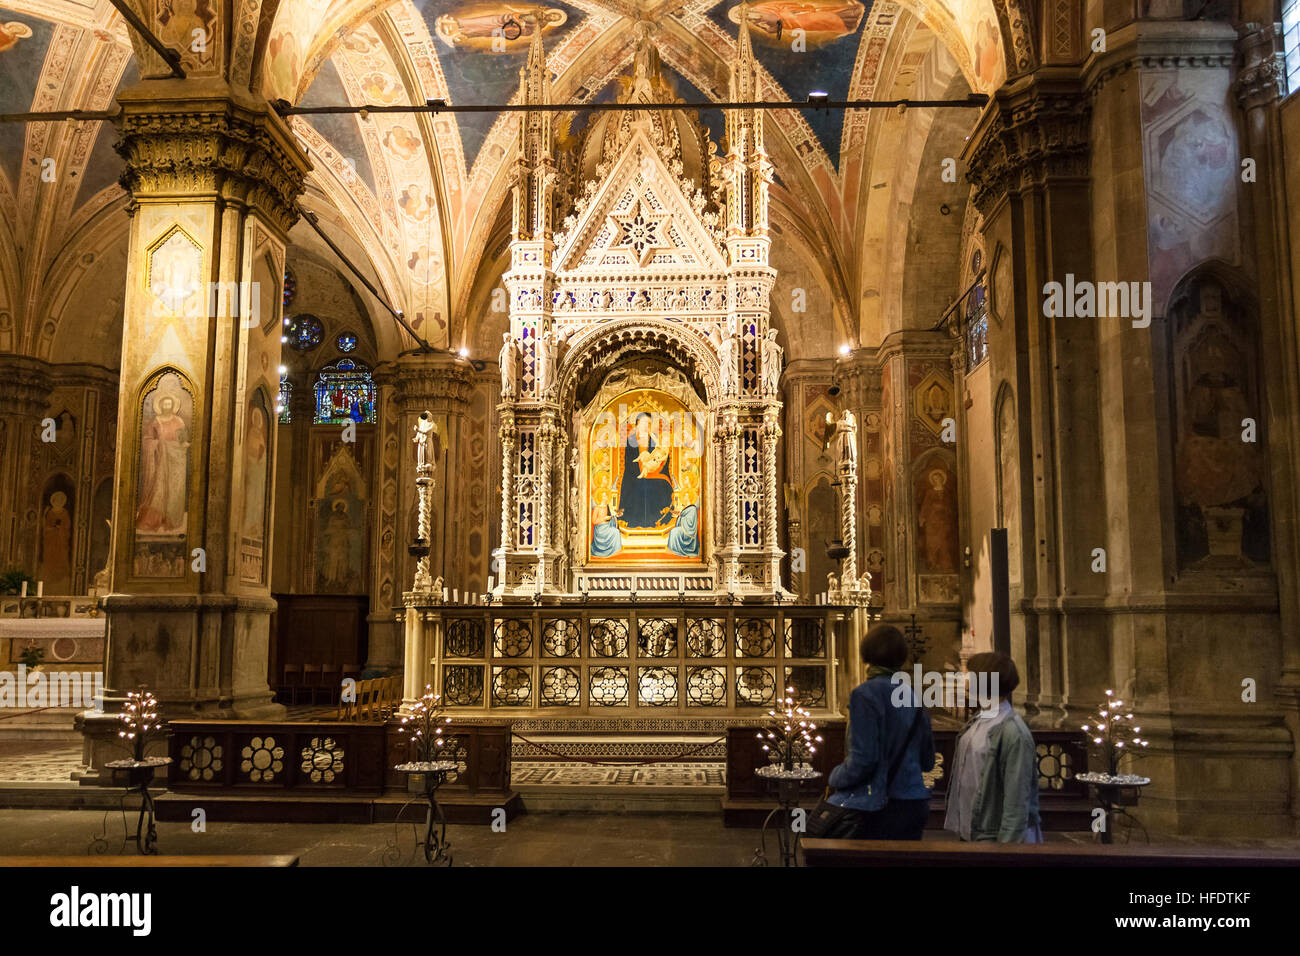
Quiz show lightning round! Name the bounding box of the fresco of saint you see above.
[136,375,191,536]
[729,1,863,48]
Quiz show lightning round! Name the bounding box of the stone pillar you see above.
[961,21,1295,834]
[78,81,310,779]
[963,74,1098,723]
[875,330,964,666]
[390,353,475,600]
[1235,22,1300,832]
[0,357,52,573]
[365,369,402,671]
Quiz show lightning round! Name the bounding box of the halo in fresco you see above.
[0,20,33,53]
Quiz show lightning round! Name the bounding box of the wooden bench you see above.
[801,839,1300,868]
[0,855,299,867]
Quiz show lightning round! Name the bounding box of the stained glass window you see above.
[313,358,376,425]
[282,269,296,309]
[287,314,324,351]
[336,331,358,353]
[965,250,988,369]
[277,371,292,424]
[1285,0,1299,94]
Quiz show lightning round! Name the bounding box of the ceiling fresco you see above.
[0,7,56,190]
[703,0,869,169]
[0,0,1010,354]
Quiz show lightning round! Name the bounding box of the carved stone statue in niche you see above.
[1171,275,1268,564]
[537,329,559,400]
[761,328,784,395]
[834,409,857,467]
[499,333,519,400]
[711,324,738,397]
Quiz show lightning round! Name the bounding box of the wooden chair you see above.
[383,676,401,719]
[278,664,301,705]
[358,678,379,721]
[301,663,322,707]
[319,663,343,705]
[336,669,361,719]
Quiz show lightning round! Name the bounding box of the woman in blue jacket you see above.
[825,624,935,840]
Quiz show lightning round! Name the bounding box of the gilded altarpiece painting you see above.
[583,380,705,566]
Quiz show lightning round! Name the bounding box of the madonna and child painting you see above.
[587,391,704,564]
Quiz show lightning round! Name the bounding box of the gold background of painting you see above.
[587,387,704,565]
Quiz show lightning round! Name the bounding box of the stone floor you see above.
[0,741,84,782]
[0,808,764,866]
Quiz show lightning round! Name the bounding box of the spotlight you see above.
[807,91,829,107]
[426,98,447,111]
[839,344,852,356]
[458,347,469,358]
[280,335,288,343]
[828,382,841,397]
[277,365,287,375]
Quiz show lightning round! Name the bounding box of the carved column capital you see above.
[114,85,311,237]
[0,355,53,418]
[1234,23,1288,112]
[391,354,476,416]
[963,75,1091,218]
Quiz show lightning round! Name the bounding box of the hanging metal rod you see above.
[0,109,120,124]
[282,94,989,117]
[0,93,989,125]
[106,0,186,79]
[297,205,435,354]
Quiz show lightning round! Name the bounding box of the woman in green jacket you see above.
[944,651,1043,843]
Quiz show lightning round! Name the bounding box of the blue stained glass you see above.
[337,332,358,353]
[287,314,324,351]
[313,359,376,425]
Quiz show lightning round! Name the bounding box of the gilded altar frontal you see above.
[1,0,1300,899]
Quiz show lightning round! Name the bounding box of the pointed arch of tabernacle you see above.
[555,318,720,420]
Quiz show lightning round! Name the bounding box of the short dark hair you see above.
[860,624,908,670]
[967,651,1019,699]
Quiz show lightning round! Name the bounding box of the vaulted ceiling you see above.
[0,0,1014,359]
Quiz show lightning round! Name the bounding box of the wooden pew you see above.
[801,839,1300,868]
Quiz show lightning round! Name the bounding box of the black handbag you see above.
[807,704,924,839]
